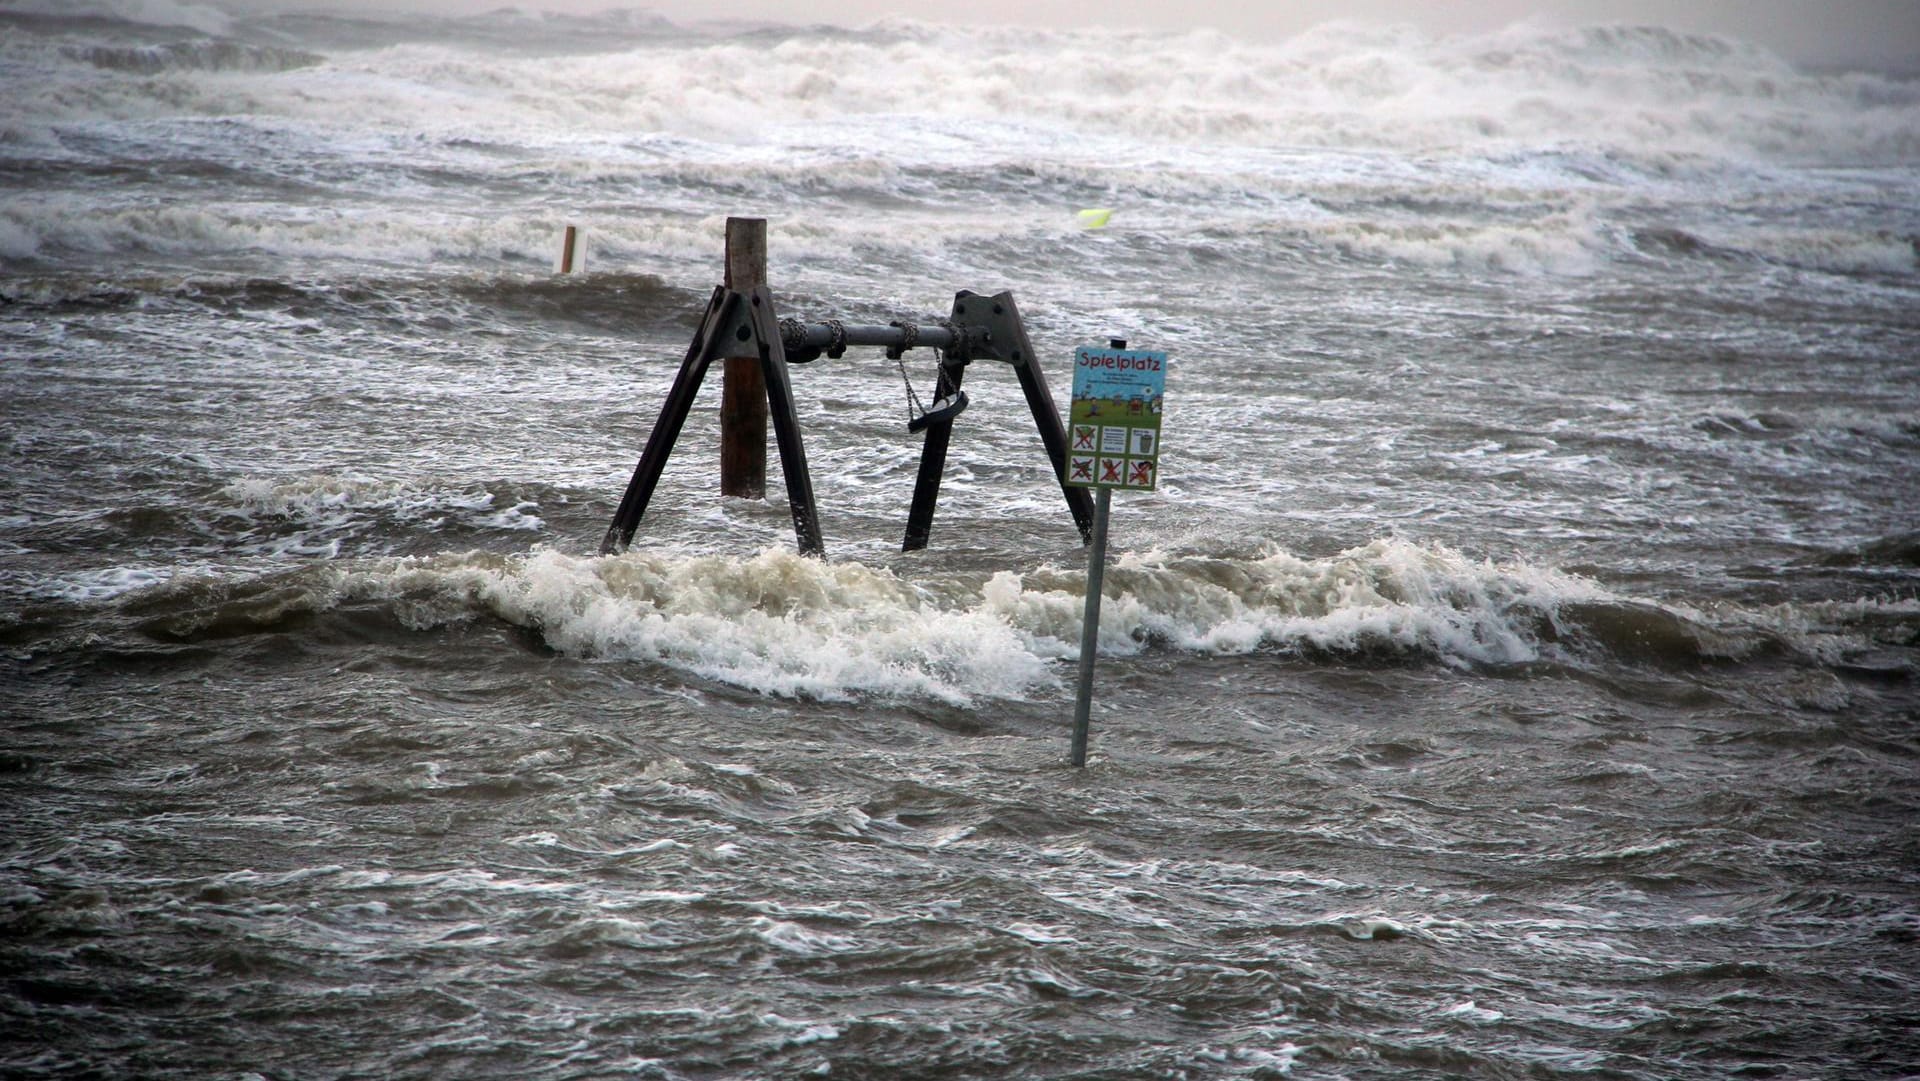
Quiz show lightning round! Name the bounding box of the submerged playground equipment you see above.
[600,218,1094,558]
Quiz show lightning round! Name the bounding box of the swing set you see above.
[600,283,1095,558]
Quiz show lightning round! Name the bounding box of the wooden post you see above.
[720,218,768,499]
[559,225,578,274]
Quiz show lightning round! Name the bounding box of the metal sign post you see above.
[1065,338,1167,767]
[1069,485,1112,767]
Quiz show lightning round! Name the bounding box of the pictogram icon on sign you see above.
[1127,459,1154,488]
[1073,425,1096,451]
[1100,458,1124,484]
[1069,456,1094,482]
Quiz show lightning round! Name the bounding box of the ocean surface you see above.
[4,3,1919,1078]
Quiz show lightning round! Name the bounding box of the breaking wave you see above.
[85,541,1915,705]
[5,9,1917,165]
[62,41,323,75]
[5,8,1914,284]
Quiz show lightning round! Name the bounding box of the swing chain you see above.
[932,319,965,396]
[884,320,919,360]
[885,321,922,423]
[821,319,848,358]
[894,349,926,422]
[777,317,806,347]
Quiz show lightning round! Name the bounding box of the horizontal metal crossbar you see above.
[777,318,992,360]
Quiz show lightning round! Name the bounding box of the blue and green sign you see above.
[1066,345,1166,490]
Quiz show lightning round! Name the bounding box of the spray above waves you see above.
[5,5,1915,284]
[60,41,324,76]
[5,9,1917,167]
[52,541,1911,706]
[3,176,1911,283]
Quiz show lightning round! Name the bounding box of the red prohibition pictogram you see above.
[1100,458,1123,483]
[1128,459,1154,487]
[1069,456,1094,482]
[1073,425,1096,450]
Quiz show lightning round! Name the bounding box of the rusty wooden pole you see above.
[559,225,578,274]
[720,217,768,499]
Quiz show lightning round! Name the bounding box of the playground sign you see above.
[1067,345,1166,491]
[1064,339,1168,768]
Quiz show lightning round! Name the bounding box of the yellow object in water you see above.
[1076,208,1113,229]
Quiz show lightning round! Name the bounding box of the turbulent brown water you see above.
[3,5,1918,1079]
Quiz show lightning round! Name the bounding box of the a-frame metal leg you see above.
[995,293,1095,544]
[601,287,735,554]
[902,359,967,552]
[906,290,1093,549]
[601,285,825,557]
[744,286,825,557]
[1014,357,1094,545]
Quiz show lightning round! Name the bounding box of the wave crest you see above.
[79,539,1915,705]
[64,42,323,75]
[8,15,1916,166]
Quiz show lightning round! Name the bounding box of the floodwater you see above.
[4,7,1918,1078]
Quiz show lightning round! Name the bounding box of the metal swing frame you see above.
[600,286,1094,558]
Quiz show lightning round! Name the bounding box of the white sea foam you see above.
[1442,1000,1507,1024]
[7,16,1915,165]
[1287,203,1615,275]
[5,13,1913,283]
[221,473,543,535]
[321,539,1620,704]
[755,1012,842,1049]
[59,527,1895,699]
[365,546,1060,705]
[1207,1040,1303,1075]
[0,195,582,270]
[750,917,860,957]
[1321,912,1431,942]
[6,0,236,36]
[24,563,192,603]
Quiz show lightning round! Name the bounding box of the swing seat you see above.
[908,390,969,433]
